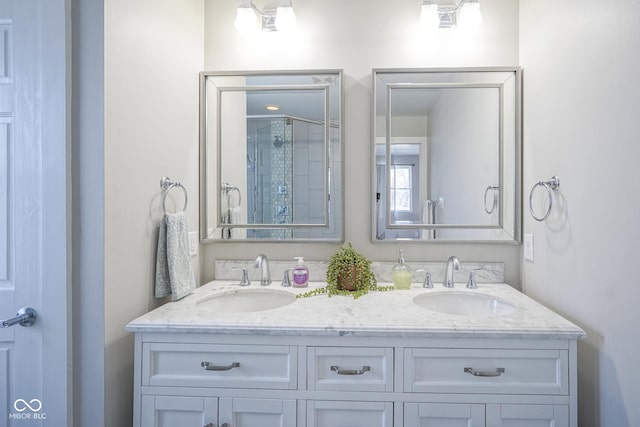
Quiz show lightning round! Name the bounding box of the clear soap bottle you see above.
[392,249,412,289]
[292,256,309,287]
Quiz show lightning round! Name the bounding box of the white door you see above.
[0,0,70,425]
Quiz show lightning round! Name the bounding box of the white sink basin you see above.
[413,292,517,318]
[198,288,297,314]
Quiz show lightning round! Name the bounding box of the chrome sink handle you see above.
[281,269,294,287]
[423,271,433,288]
[416,269,433,288]
[466,270,478,289]
[232,267,250,286]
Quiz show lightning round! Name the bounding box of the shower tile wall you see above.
[293,121,319,237]
[247,117,341,240]
[293,122,341,239]
[270,119,293,239]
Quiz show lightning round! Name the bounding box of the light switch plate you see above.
[189,231,198,257]
[524,233,534,262]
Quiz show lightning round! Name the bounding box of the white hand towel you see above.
[229,206,244,239]
[155,212,195,300]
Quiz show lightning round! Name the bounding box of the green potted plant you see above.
[298,243,392,299]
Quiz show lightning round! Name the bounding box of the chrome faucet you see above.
[254,254,271,286]
[443,256,460,288]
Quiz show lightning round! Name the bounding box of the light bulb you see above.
[420,2,440,30]
[275,6,296,32]
[235,6,259,34]
[458,1,482,31]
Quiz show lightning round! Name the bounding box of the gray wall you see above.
[94,0,640,425]
[72,0,105,425]
[104,1,204,426]
[520,1,640,425]
[88,1,640,426]
[99,1,519,424]
[201,0,522,283]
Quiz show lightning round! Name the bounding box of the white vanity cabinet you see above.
[130,334,578,427]
[127,283,583,427]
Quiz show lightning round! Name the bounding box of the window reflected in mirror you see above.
[372,68,521,242]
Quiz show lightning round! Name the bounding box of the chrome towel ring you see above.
[160,176,188,214]
[529,176,560,221]
[222,182,241,208]
[484,185,499,214]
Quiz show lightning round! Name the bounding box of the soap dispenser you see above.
[392,249,412,289]
[292,257,309,288]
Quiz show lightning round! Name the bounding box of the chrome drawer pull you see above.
[201,361,240,371]
[464,367,505,377]
[330,365,371,375]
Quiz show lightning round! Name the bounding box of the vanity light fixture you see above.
[235,0,297,34]
[275,3,296,32]
[235,0,258,33]
[420,0,482,30]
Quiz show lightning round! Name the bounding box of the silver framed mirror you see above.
[372,67,521,243]
[200,70,343,242]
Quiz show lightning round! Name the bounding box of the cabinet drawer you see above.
[142,343,297,389]
[404,348,568,395]
[308,347,393,392]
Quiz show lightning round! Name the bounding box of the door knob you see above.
[2,307,37,328]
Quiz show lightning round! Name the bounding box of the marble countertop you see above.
[126,281,585,339]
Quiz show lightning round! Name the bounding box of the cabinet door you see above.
[141,395,218,427]
[307,401,393,427]
[405,402,485,427]
[486,404,569,427]
[219,397,296,427]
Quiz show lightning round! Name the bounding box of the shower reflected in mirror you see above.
[200,70,343,242]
